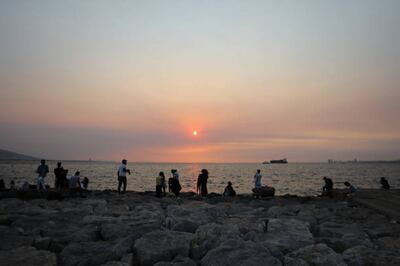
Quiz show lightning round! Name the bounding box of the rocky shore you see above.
[1,190,400,266]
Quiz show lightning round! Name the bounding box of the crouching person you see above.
[69,171,82,197]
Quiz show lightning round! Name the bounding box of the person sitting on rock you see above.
[380,177,390,189]
[322,176,333,197]
[223,181,236,197]
[69,171,82,197]
[344,181,357,194]
[82,177,89,190]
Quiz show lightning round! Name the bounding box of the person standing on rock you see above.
[254,169,262,188]
[117,159,131,194]
[54,161,68,190]
[156,172,165,197]
[36,159,49,191]
[197,169,209,196]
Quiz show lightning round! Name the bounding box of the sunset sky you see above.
[1,0,399,162]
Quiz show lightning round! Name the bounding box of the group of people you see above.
[322,176,391,197]
[0,159,394,198]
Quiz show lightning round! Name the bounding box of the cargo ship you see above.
[269,158,288,164]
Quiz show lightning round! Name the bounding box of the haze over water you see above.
[1,161,399,196]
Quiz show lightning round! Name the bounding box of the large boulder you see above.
[166,202,225,233]
[0,246,57,266]
[316,221,372,252]
[342,245,400,266]
[153,255,196,266]
[261,218,314,255]
[59,241,119,266]
[191,223,241,260]
[200,239,281,266]
[0,225,33,250]
[284,244,346,266]
[133,229,195,266]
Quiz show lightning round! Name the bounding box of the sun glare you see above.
[193,130,198,136]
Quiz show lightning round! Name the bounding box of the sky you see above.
[0,0,400,162]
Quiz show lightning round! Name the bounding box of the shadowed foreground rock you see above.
[0,190,400,265]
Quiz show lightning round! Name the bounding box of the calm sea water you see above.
[0,161,399,196]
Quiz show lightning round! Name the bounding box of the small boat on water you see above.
[270,158,288,164]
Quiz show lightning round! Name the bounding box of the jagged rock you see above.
[343,245,400,266]
[153,255,196,266]
[100,261,130,266]
[112,236,135,258]
[33,236,52,250]
[261,218,314,254]
[284,243,346,266]
[133,230,195,266]
[377,236,400,251]
[0,246,57,266]
[0,225,33,250]
[316,221,372,252]
[200,239,281,266]
[60,241,119,266]
[166,201,225,233]
[191,222,241,260]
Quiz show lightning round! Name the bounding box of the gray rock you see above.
[33,236,52,250]
[153,255,197,266]
[100,261,130,266]
[316,221,372,252]
[377,236,400,252]
[261,218,314,254]
[200,239,281,266]
[166,202,225,233]
[60,241,119,266]
[284,243,346,266]
[133,229,195,266]
[192,222,241,260]
[0,225,33,250]
[0,246,57,266]
[343,245,400,266]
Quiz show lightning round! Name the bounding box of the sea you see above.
[0,161,399,196]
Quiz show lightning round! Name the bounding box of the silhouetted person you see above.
[223,181,236,197]
[171,169,180,181]
[54,162,68,189]
[156,172,165,197]
[380,177,390,190]
[322,176,333,197]
[197,169,209,196]
[36,159,49,191]
[344,181,357,194]
[169,176,181,197]
[69,171,82,196]
[117,159,131,194]
[254,169,262,188]
[82,177,89,190]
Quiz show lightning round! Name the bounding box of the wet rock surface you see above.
[0,190,399,265]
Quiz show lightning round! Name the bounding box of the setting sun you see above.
[193,130,198,136]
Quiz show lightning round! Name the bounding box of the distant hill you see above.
[0,149,39,161]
